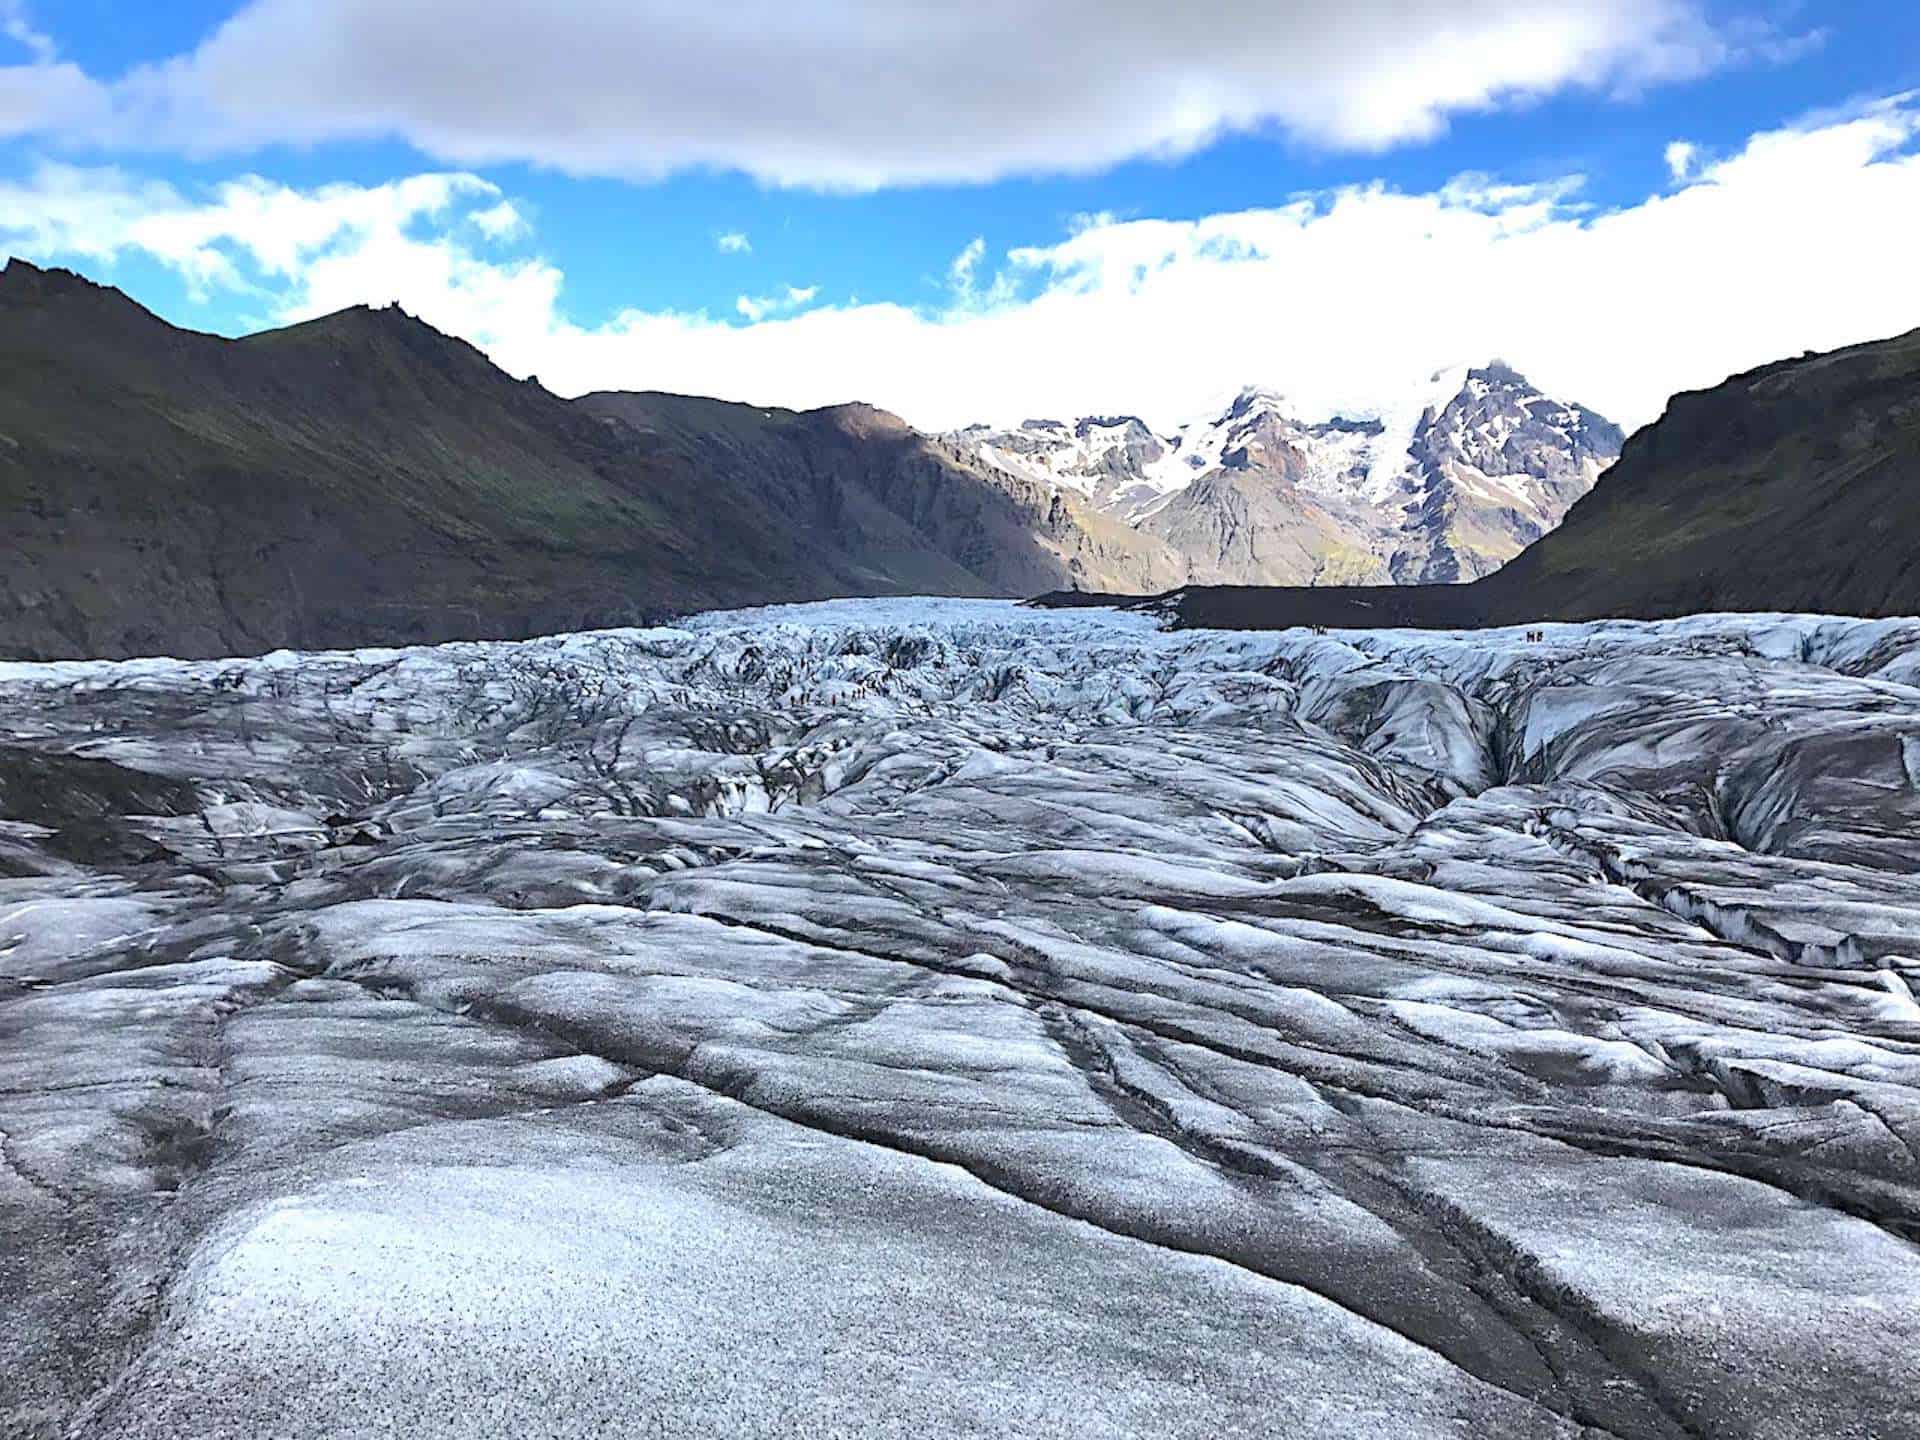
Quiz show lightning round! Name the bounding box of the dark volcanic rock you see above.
[0,746,198,827]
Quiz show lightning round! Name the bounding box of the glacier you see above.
[2,597,1918,1439]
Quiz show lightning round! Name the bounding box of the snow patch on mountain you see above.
[951,363,1626,586]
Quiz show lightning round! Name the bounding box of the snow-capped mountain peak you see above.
[957,412,1187,521]
[948,363,1625,585]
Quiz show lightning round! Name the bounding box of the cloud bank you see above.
[6,0,1811,188]
[3,101,1917,432]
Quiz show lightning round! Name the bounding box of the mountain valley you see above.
[2,261,1638,660]
[1097,326,1920,631]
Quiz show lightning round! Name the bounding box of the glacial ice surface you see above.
[3,597,1919,1439]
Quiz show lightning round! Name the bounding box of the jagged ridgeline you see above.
[1,260,1630,661]
[0,261,1174,660]
[1064,326,1920,631]
[951,364,1623,586]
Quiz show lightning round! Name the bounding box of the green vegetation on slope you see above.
[0,262,1161,659]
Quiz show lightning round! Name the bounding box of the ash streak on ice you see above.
[2,598,1919,1439]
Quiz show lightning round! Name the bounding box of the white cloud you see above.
[946,237,1025,312]
[0,166,555,333]
[735,284,819,322]
[2,0,56,63]
[20,0,1813,189]
[4,101,1918,435]
[715,231,751,255]
[947,236,986,296]
[469,199,526,241]
[0,2,106,139]
[1665,139,1698,179]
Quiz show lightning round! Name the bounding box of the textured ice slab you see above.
[3,598,1919,1439]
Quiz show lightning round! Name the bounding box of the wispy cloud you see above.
[946,237,984,293]
[734,284,817,322]
[2,0,57,63]
[0,1,107,139]
[469,199,527,240]
[716,230,751,254]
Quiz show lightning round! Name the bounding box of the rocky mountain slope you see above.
[0,261,1174,660]
[4,598,1917,1437]
[1486,325,1920,617]
[581,392,1178,600]
[1103,327,1920,630]
[955,365,1623,586]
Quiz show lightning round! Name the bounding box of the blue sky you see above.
[3,2,1918,429]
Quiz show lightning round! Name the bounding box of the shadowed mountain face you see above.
[1488,327,1920,618]
[579,393,1179,602]
[1075,328,1920,630]
[0,262,1173,660]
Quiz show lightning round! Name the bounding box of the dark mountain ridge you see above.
[0,260,1167,660]
[9,260,1912,657]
